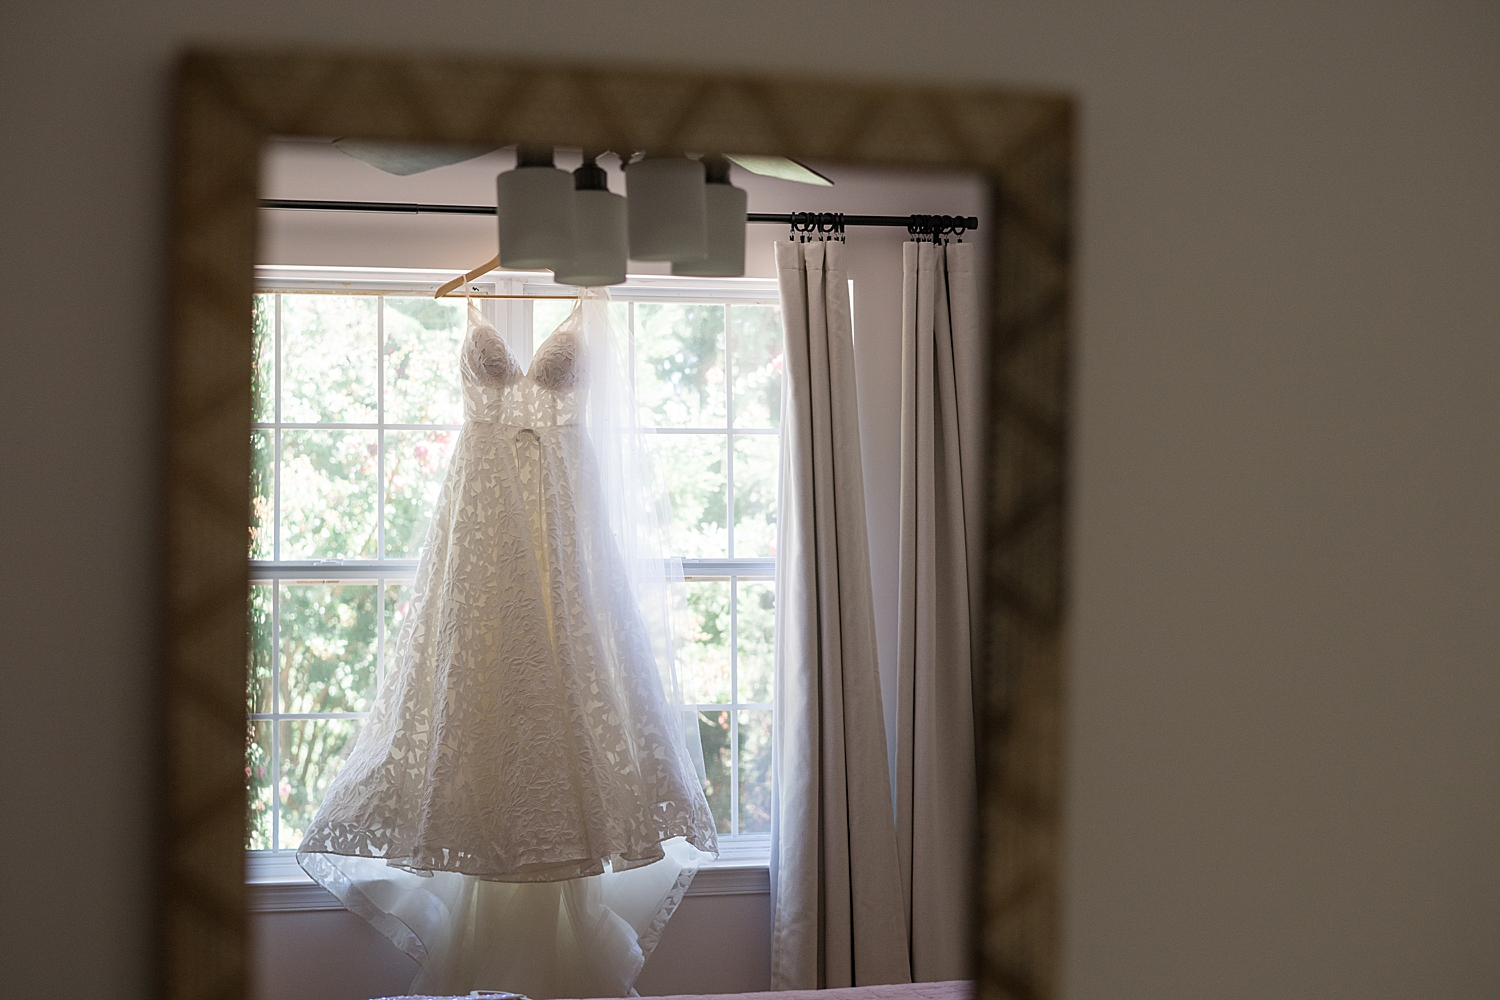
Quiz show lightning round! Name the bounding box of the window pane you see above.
[278,719,360,850]
[634,303,726,428]
[253,293,275,423]
[730,304,782,429]
[647,433,727,557]
[246,720,273,850]
[248,583,273,715]
[697,709,732,835]
[732,434,778,557]
[250,429,274,560]
[280,429,377,559]
[736,580,775,704]
[279,583,378,714]
[676,581,730,704]
[738,709,773,834]
[280,294,377,423]
[532,299,575,350]
[384,581,413,670]
[384,297,464,425]
[384,430,456,557]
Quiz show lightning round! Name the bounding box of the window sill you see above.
[248,840,770,913]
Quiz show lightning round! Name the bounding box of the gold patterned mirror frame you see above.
[163,49,1071,1000]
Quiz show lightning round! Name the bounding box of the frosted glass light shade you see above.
[496,165,575,269]
[553,189,628,287]
[627,157,708,262]
[671,182,747,277]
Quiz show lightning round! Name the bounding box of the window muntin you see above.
[248,274,781,854]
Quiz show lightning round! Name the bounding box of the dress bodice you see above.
[460,312,583,427]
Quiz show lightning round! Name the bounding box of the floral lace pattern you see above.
[299,310,717,883]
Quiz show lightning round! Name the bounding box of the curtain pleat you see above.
[770,240,912,990]
[895,241,981,981]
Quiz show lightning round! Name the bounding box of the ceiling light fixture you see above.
[495,147,575,270]
[671,156,747,277]
[552,156,628,287]
[626,156,708,263]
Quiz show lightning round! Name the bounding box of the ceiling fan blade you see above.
[724,154,834,187]
[333,139,499,176]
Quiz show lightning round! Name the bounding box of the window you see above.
[247,268,782,862]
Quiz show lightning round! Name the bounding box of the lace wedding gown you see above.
[298,302,718,997]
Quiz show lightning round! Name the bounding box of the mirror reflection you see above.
[249,138,990,1000]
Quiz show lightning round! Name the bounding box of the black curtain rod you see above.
[258,199,978,233]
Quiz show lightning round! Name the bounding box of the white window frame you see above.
[247,266,780,894]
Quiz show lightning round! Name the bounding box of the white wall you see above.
[3,4,1498,1000]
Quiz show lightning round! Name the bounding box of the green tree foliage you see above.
[737,581,775,703]
[250,429,274,560]
[652,435,728,557]
[280,583,377,714]
[635,303,726,428]
[384,430,454,557]
[733,434,778,557]
[698,710,732,835]
[677,582,731,704]
[738,709,772,833]
[247,585,273,849]
[278,719,359,847]
[277,584,375,846]
[384,297,465,425]
[730,304,783,429]
[280,429,378,559]
[253,294,274,422]
[281,296,377,423]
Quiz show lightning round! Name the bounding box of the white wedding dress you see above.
[298,300,718,997]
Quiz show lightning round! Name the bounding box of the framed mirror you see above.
[162,50,1071,1000]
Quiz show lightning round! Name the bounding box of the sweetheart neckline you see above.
[470,320,576,381]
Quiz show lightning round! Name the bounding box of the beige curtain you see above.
[770,240,911,990]
[895,241,982,981]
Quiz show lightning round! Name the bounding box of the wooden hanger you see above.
[433,255,579,300]
[434,255,500,299]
